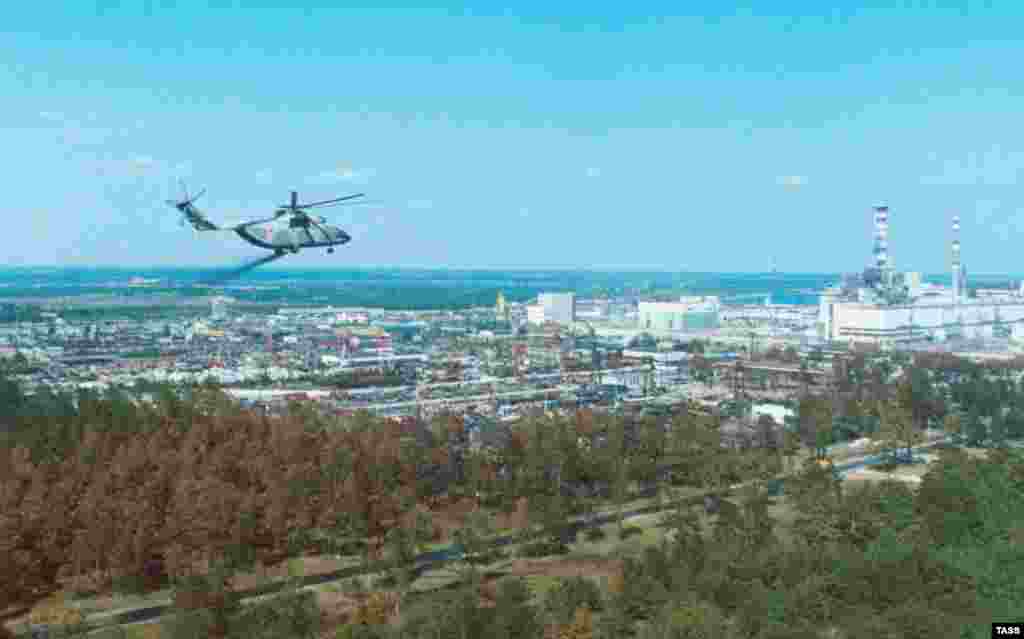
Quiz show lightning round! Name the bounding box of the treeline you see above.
[326,371,405,389]
[0,376,769,632]
[780,351,1024,460]
[2,354,1024,638]
[0,304,42,323]
[58,305,205,322]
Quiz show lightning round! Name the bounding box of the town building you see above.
[526,304,546,326]
[538,292,576,324]
[637,297,720,333]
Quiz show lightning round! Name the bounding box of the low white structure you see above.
[538,293,576,324]
[604,367,644,390]
[224,389,335,401]
[638,297,720,333]
[752,403,794,424]
[824,299,1024,344]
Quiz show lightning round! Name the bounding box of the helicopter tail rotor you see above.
[167,181,218,231]
[168,181,207,211]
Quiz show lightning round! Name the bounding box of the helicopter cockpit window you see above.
[289,217,306,229]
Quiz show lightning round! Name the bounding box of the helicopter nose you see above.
[336,228,351,244]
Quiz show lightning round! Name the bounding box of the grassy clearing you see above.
[122,623,162,639]
[567,524,619,557]
[409,566,464,593]
[962,447,993,459]
[523,574,561,602]
[568,511,669,558]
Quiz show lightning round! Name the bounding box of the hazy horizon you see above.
[2,264,1021,281]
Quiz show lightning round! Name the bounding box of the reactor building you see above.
[818,206,1024,346]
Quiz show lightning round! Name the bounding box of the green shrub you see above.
[474,548,508,565]
[544,576,605,624]
[335,625,392,639]
[374,573,398,589]
[619,525,643,540]
[336,540,368,556]
[341,577,368,594]
[89,627,129,639]
[230,589,320,639]
[163,587,320,639]
[162,609,217,639]
[518,540,570,558]
[584,527,607,542]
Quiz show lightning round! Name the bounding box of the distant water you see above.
[0,267,1017,307]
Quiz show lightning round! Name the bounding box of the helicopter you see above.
[167,183,362,259]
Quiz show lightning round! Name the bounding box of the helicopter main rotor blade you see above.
[296,193,365,209]
[188,188,206,205]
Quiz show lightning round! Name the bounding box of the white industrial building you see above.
[819,207,1024,346]
[538,292,576,324]
[638,297,721,333]
[526,293,576,325]
[824,299,1024,343]
[210,296,231,320]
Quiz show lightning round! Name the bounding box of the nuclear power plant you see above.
[817,205,1024,347]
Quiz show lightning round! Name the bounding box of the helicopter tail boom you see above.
[165,200,220,232]
[166,182,220,232]
[181,204,220,231]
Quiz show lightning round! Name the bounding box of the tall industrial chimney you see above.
[873,205,890,284]
[951,215,961,304]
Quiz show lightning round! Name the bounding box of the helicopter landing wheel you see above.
[327,247,335,254]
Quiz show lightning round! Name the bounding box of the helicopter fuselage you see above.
[170,190,357,257]
[235,217,351,254]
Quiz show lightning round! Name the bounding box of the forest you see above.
[1,351,1023,638]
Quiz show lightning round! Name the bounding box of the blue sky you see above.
[3,1,1024,272]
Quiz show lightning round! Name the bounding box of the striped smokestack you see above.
[873,205,890,273]
[952,214,961,303]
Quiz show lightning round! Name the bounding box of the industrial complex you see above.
[8,203,1024,428]
[817,206,1024,347]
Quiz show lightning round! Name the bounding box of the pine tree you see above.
[875,400,922,463]
[492,577,543,639]
[559,606,594,639]
[943,412,963,445]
